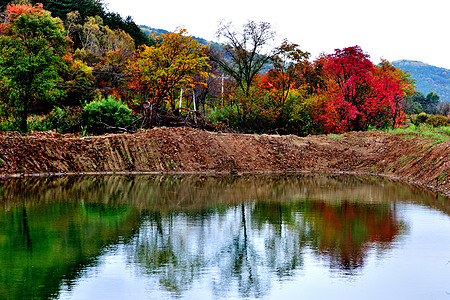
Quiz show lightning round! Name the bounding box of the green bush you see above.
[81,96,136,134]
[411,112,428,126]
[207,106,242,130]
[287,103,322,136]
[26,107,82,133]
[0,119,20,132]
[425,114,448,127]
[207,105,277,134]
[286,95,324,136]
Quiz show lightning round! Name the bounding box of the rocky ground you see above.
[0,127,449,197]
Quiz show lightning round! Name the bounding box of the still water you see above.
[0,174,449,300]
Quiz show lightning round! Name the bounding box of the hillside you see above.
[139,25,222,50]
[392,60,450,102]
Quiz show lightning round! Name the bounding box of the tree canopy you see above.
[0,3,70,132]
[316,46,406,132]
[31,0,152,47]
[0,7,439,135]
[127,29,210,109]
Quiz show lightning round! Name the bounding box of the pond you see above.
[0,174,449,299]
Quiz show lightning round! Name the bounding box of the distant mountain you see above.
[139,25,170,37]
[139,25,222,50]
[392,60,450,102]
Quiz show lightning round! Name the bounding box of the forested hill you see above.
[392,60,450,103]
[0,0,153,47]
[139,25,222,50]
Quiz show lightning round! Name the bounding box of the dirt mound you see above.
[0,127,449,197]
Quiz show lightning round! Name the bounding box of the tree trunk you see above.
[19,100,28,133]
[141,101,159,129]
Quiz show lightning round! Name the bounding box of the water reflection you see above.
[0,174,448,299]
[126,200,404,298]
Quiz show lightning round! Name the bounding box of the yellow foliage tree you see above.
[126,29,210,110]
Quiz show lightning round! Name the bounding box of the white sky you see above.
[104,0,450,69]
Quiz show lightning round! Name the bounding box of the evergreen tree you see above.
[35,0,104,20]
[104,12,153,46]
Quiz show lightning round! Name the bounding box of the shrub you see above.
[27,107,82,133]
[0,119,20,132]
[207,106,242,131]
[412,112,428,125]
[425,114,448,127]
[81,96,136,134]
[287,99,323,136]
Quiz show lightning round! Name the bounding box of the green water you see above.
[0,174,449,299]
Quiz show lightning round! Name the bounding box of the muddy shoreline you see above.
[1,127,449,197]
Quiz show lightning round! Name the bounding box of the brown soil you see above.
[0,127,449,197]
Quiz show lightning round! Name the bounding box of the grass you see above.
[327,133,343,139]
[439,172,448,181]
[373,124,450,144]
[400,154,415,166]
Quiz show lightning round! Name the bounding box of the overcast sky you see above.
[104,0,450,69]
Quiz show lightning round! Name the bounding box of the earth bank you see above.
[0,127,449,197]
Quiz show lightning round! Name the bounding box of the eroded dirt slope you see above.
[0,127,449,196]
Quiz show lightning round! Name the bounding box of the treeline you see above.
[0,3,448,135]
[0,0,152,46]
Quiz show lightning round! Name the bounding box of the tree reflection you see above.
[128,199,403,297]
[301,201,403,274]
[0,203,141,299]
[211,204,269,298]
[250,200,403,275]
[128,212,207,296]
[251,202,304,278]
[0,173,438,299]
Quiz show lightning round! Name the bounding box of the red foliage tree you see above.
[316,46,406,133]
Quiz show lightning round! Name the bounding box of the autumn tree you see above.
[261,40,310,126]
[374,60,415,127]
[188,46,229,116]
[29,0,152,47]
[213,20,277,120]
[376,59,416,98]
[316,46,405,133]
[0,4,70,132]
[60,55,98,106]
[68,14,135,98]
[126,29,210,115]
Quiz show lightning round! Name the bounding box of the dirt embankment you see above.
[0,127,449,196]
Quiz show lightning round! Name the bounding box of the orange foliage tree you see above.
[126,29,210,111]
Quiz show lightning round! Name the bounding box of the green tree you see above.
[402,96,423,115]
[424,91,440,114]
[103,12,153,47]
[408,91,440,114]
[0,4,70,132]
[406,92,426,113]
[35,0,104,20]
